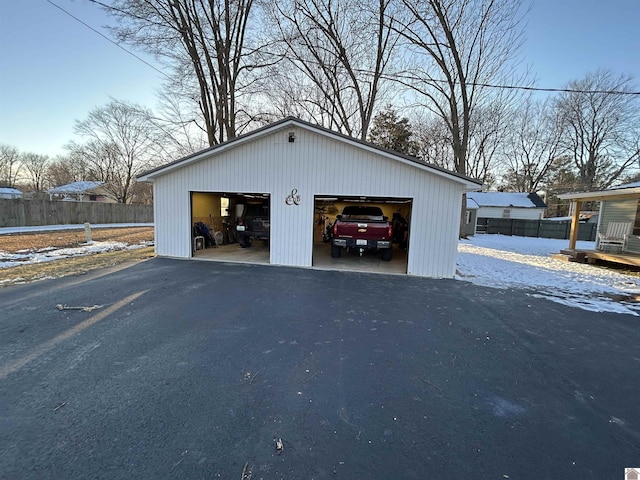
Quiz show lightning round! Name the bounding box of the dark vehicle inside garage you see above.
[331,205,394,260]
[236,202,270,248]
[314,196,412,273]
[191,192,271,263]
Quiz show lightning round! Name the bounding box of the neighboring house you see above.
[137,117,482,278]
[47,181,115,203]
[466,191,547,234]
[464,196,479,237]
[0,187,23,199]
[559,182,640,253]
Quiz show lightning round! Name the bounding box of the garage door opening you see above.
[191,192,270,264]
[312,196,412,274]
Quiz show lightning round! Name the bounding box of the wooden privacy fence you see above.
[476,218,597,241]
[0,199,153,227]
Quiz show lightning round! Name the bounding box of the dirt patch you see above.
[0,227,155,287]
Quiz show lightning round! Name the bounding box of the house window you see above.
[89,194,97,201]
[465,210,471,224]
[633,201,640,235]
[502,209,511,218]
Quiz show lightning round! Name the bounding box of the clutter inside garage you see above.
[191,192,270,253]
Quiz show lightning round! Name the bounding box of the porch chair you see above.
[597,222,632,252]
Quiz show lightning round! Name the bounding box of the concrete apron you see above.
[193,241,408,275]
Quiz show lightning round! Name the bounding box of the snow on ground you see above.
[0,223,154,271]
[456,235,640,316]
[0,241,153,269]
[2,223,639,316]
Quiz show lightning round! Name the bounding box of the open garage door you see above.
[191,191,270,264]
[312,195,412,274]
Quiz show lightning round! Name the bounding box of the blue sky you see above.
[1,0,639,157]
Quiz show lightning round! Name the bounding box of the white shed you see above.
[138,117,481,278]
[467,192,547,221]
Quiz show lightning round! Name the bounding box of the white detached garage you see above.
[138,117,481,278]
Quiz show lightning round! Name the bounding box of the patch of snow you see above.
[0,241,146,269]
[457,235,640,316]
[2,224,638,316]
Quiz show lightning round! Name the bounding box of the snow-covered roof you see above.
[48,181,104,194]
[0,187,23,196]
[466,197,480,209]
[611,181,640,190]
[466,192,546,209]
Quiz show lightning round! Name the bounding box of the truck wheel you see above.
[240,237,252,248]
[331,245,342,258]
[381,248,393,261]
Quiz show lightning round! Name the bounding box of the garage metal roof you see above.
[137,117,482,190]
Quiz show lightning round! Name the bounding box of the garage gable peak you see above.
[137,117,481,190]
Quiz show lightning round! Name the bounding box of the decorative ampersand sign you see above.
[285,189,301,206]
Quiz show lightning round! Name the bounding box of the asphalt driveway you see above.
[0,258,639,479]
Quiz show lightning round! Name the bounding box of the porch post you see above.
[568,200,582,249]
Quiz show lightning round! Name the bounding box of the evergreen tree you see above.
[367,107,417,156]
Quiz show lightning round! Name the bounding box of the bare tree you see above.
[501,97,563,192]
[411,101,508,189]
[105,0,274,146]
[68,99,165,203]
[553,70,640,190]
[465,100,511,187]
[393,0,526,177]
[412,115,453,169]
[47,155,91,187]
[265,0,399,139]
[155,87,211,156]
[0,144,22,187]
[21,153,50,192]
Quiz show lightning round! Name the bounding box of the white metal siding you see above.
[153,127,467,277]
[477,206,545,220]
[154,176,193,258]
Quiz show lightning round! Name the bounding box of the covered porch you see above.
[557,186,640,268]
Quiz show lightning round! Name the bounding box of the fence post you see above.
[84,222,93,244]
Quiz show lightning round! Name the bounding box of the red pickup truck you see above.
[331,205,393,261]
